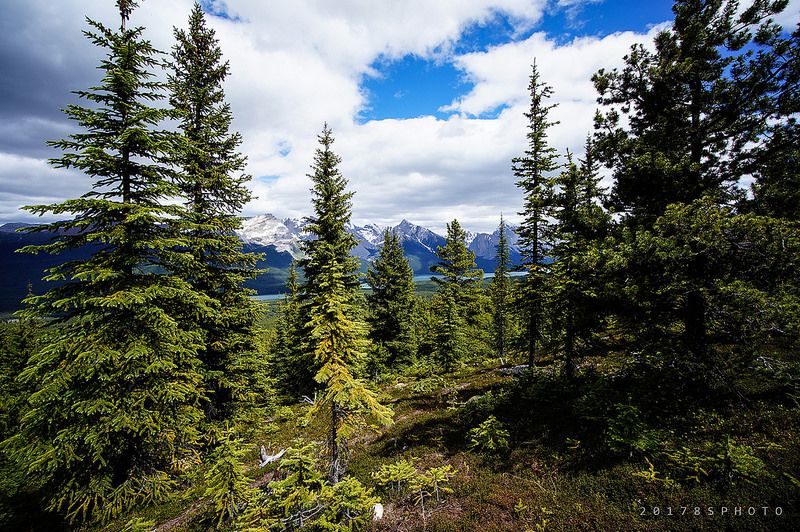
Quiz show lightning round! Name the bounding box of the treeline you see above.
[0,0,798,530]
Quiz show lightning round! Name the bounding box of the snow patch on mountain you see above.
[238,214,303,256]
[237,214,520,263]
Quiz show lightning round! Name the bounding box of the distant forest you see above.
[1,0,799,531]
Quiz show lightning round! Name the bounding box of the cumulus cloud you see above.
[2,1,796,231]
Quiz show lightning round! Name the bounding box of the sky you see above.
[0,0,798,233]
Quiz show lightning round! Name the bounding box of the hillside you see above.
[93,330,800,531]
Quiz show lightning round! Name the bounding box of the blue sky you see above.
[361,1,677,122]
[0,0,798,232]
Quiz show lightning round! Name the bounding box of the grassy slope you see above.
[117,340,799,532]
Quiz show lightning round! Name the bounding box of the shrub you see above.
[238,443,378,530]
[604,404,659,456]
[468,416,510,455]
[371,459,419,493]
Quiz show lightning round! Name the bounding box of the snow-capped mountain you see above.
[393,219,446,254]
[347,222,384,247]
[468,223,520,260]
[236,214,521,269]
[0,217,524,308]
[238,214,303,256]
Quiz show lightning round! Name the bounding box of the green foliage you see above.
[604,404,660,456]
[119,517,157,532]
[709,434,769,485]
[371,458,419,493]
[664,446,710,484]
[319,476,380,531]
[458,391,499,426]
[272,262,312,396]
[372,458,455,523]
[433,290,469,371]
[632,457,677,488]
[593,0,792,225]
[513,62,558,368]
[549,143,611,379]
[203,431,254,525]
[431,219,484,299]
[488,216,513,360]
[4,4,210,524]
[423,465,456,502]
[300,126,392,483]
[367,229,417,370]
[468,415,510,455]
[410,372,450,395]
[239,443,377,531]
[611,198,800,382]
[169,2,265,423]
[751,121,800,220]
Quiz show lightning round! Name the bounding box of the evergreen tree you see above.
[434,290,468,371]
[750,121,800,220]
[366,229,416,370]
[488,216,511,360]
[615,197,800,387]
[550,143,610,379]
[430,219,483,369]
[750,20,800,221]
[593,0,793,226]
[593,0,796,365]
[272,261,308,395]
[301,125,392,484]
[3,2,209,523]
[431,219,483,303]
[513,62,558,372]
[169,2,263,422]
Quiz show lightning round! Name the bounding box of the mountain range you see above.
[0,216,521,312]
[238,214,521,267]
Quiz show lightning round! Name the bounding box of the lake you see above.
[252,271,526,300]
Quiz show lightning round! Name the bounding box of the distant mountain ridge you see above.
[236,214,522,265]
[0,217,522,311]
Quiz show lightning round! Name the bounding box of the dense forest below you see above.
[1,0,799,530]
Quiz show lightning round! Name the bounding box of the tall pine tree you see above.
[550,142,610,379]
[169,2,264,422]
[488,216,512,360]
[593,0,795,364]
[300,125,392,484]
[431,219,483,303]
[4,2,209,523]
[593,0,793,226]
[366,229,416,370]
[513,62,558,372]
[431,219,482,369]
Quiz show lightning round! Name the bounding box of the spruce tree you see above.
[301,125,392,484]
[434,290,468,371]
[593,0,795,363]
[366,229,416,370]
[272,261,307,395]
[550,143,610,380]
[753,24,800,220]
[430,219,482,369]
[3,2,209,523]
[513,62,558,372]
[431,219,484,303]
[169,2,263,423]
[593,0,793,226]
[488,216,511,360]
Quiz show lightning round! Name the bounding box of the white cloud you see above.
[10,1,794,232]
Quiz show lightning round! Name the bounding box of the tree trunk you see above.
[564,310,576,381]
[328,401,341,484]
